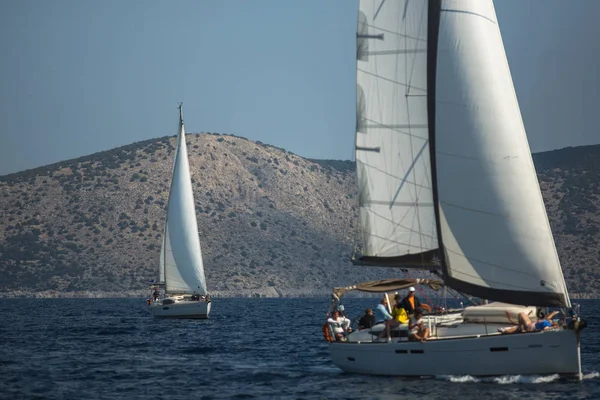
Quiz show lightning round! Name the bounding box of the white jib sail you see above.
[434,0,569,305]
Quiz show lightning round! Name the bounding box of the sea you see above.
[1,297,599,400]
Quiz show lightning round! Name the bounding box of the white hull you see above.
[148,299,211,319]
[330,328,581,379]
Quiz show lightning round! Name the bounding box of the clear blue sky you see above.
[0,0,599,175]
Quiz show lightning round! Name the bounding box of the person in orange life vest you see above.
[399,287,431,315]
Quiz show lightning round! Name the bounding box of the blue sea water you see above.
[0,297,599,400]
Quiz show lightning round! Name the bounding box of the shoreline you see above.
[0,290,596,300]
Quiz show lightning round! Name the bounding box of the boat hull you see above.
[148,300,211,319]
[330,329,581,379]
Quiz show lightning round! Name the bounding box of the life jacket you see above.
[322,322,335,342]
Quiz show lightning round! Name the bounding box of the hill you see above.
[0,135,599,298]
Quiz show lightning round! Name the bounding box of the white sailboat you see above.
[328,0,586,379]
[148,104,211,319]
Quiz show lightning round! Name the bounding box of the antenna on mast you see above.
[177,102,183,123]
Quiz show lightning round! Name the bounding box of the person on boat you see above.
[327,310,351,341]
[358,308,375,330]
[374,297,393,325]
[408,309,430,342]
[378,294,410,341]
[153,288,160,301]
[399,287,431,315]
[191,293,200,301]
[498,310,560,334]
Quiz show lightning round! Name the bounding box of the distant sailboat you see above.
[148,104,211,318]
[327,0,586,379]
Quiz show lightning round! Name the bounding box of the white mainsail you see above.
[356,0,437,266]
[161,106,207,295]
[355,0,570,307]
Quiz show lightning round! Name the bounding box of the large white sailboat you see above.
[328,0,586,379]
[148,104,211,319]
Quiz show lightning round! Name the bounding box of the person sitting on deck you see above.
[358,308,375,330]
[399,287,431,315]
[378,294,410,341]
[408,309,430,342]
[374,297,393,325]
[498,310,560,334]
[327,310,351,341]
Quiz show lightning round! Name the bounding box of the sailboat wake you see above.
[436,371,599,384]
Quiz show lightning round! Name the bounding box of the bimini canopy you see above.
[333,278,443,299]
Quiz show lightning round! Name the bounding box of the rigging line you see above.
[362,117,428,137]
[366,24,425,42]
[366,232,436,250]
[360,161,432,191]
[364,200,434,207]
[363,210,437,241]
[406,2,428,95]
[358,68,427,92]
[405,3,430,257]
[444,247,549,281]
[390,140,429,209]
[373,0,386,20]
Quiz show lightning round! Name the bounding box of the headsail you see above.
[162,105,207,295]
[356,0,570,307]
[429,0,569,307]
[355,0,438,268]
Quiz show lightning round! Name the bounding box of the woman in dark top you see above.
[358,308,375,330]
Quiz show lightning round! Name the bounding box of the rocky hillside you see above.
[0,135,599,298]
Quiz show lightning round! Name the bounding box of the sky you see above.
[0,0,599,175]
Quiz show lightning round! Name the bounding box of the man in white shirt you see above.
[327,310,351,341]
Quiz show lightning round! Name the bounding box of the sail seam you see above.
[440,9,497,25]
[438,201,503,217]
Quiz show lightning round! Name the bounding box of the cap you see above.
[408,287,416,292]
